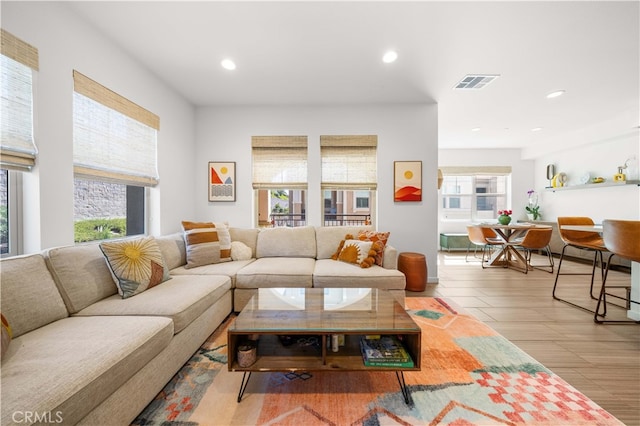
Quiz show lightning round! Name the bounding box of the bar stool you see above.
[552,217,607,313]
[512,227,554,274]
[594,219,640,324]
[466,225,504,268]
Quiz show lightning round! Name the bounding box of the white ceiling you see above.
[68,1,640,152]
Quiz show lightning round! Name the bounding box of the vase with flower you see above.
[498,209,512,225]
[525,190,541,221]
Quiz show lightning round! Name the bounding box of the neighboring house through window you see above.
[439,166,511,222]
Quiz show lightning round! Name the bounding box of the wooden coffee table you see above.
[228,287,421,403]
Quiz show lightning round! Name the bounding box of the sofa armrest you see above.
[382,245,398,269]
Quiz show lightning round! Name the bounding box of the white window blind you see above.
[320,135,377,190]
[440,166,512,176]
[73,70,160,186]
[1,29,39,171]
[252,136,308,189]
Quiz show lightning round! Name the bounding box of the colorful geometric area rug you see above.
[132,297,623,425]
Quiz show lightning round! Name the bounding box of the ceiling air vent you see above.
[454,74,500,90]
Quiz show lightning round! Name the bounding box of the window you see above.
[1,30,38,256]
[0,169,21,257]
[439,166,511,222]
[73,71,159,242]
[321,135,377,226]
[252,136,308,227]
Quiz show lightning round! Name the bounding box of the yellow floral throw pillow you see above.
[100,236,171,299]
[332,235,381,268]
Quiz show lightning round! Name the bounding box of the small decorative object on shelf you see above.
[497,209,512,225]
[525,190,541,220]
[237,343,257,367]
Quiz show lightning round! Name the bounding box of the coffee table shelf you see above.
[229,332,421,372]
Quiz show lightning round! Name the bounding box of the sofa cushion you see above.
[235,257,315,288]
[315,226,373,259]
[0,253,69,337]
[0,315,173,426]
[182,221,232,268]
[100,236,172,299]
[45,243,118,314]
[313,259,406,290]
[74,275,231,333]
[357,230,390,266]
[256,226,316,258]
[156,232,187,270]
[170,259,254,287]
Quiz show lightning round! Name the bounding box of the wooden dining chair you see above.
[513,227,554,274]
[552,217,607,313]
[593,219,640,324]
[466,225,504,268]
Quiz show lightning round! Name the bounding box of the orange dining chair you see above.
[552,217,607,313]
[466,225,504,268]
[593,219,640,324]
[513,227,554,274]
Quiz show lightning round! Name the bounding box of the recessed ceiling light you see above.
[382,50,398,63]
[546,90,565,99]
[531,127,543,132]
[221,59,236,70]
[471,127,481,132]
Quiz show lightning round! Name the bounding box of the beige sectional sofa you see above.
[0,225,404,425]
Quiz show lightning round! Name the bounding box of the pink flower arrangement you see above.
[498,209,512,216]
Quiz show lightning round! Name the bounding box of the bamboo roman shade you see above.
[440,166,512,176]
[252,136,308,189]
[320,135,377,190]
[1,29,39,171]
[73,70,160,186]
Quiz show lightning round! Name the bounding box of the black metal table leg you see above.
[237,371,252,402]
[395,371,412,405]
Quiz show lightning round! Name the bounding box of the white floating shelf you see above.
[545,180,640,192]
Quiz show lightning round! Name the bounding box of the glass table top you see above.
[231,288,419,334]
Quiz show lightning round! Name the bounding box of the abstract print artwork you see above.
[394,161,422,202]
[208,162,235,201]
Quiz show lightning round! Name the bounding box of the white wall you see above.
[438,148,536,234]
[195,104,441,281]
[532,133,639,222]
[2,2,197,252]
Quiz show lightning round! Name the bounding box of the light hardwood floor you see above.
[407,251,640,426]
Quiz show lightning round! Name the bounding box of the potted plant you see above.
[525,190,541,220]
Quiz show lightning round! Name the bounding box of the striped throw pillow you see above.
[182,221,232,268]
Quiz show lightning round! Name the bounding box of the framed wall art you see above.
[394,161,422,202]
[208,161,236,202]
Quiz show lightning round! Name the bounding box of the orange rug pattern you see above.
[133,298,623,425]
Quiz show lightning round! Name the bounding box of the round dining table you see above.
[474,222,553,272]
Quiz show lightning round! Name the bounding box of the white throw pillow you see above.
[231,241,252,261]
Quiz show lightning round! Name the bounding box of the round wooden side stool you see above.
[398,252,427,292]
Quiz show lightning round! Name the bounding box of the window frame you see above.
[439,168,511,222]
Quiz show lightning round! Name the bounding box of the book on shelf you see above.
[360,335,414,368]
